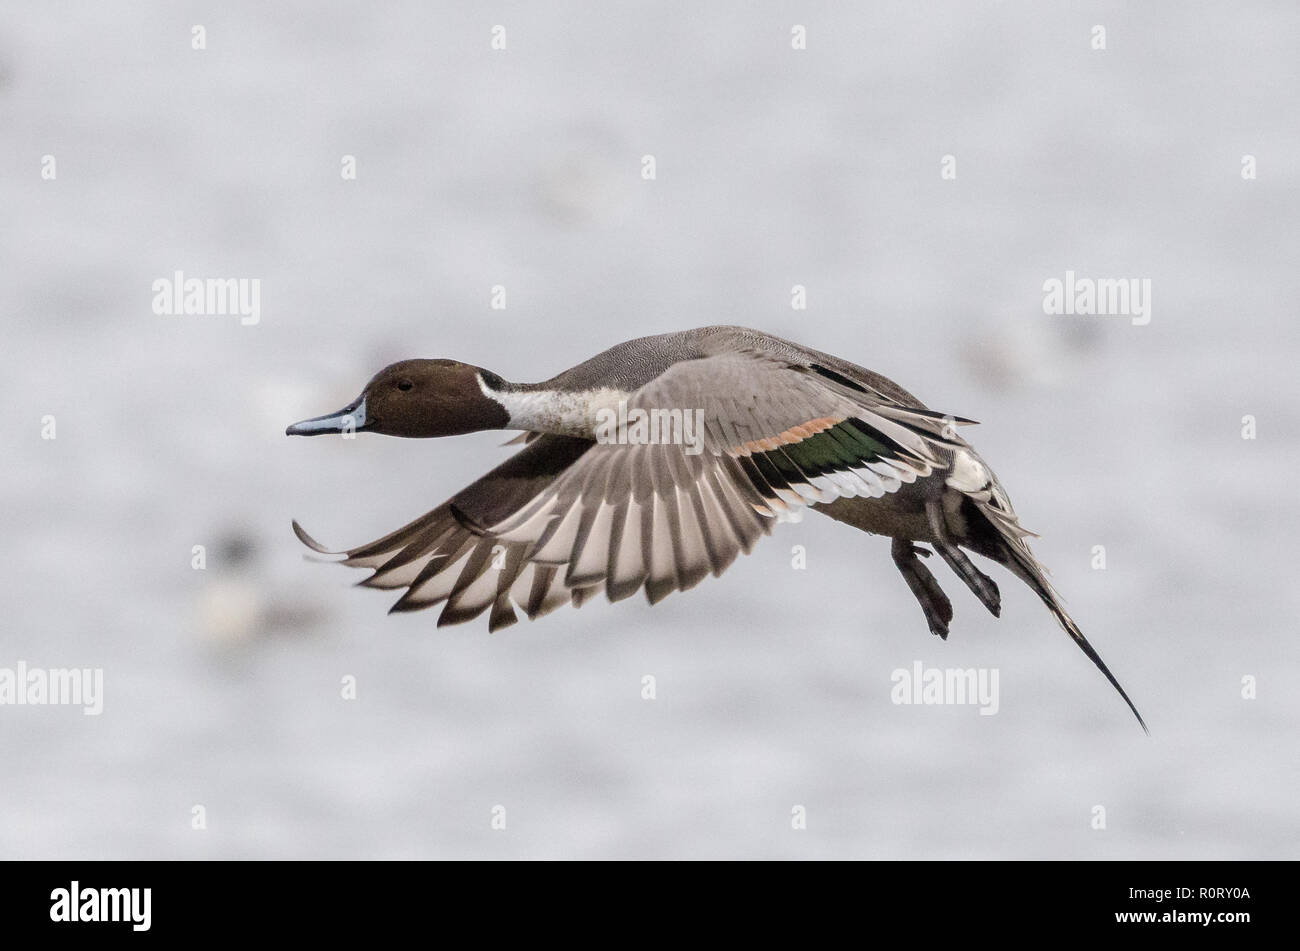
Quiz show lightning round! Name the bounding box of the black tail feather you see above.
[996,533,1149,734]
[959,498,1149,734]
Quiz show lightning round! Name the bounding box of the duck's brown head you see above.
[286,359,510,438]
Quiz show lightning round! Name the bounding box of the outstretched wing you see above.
[295,349,968,630]
[294,434,600,631]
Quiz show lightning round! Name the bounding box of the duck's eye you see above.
[396,380,414,392]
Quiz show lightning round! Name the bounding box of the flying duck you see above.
[287,325,1146,731]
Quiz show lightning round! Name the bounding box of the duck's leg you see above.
[925,499,1001,617]
[891,537,953,639]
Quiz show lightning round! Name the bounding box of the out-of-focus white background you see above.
[2,1,1296,859]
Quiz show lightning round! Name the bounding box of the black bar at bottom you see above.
[4,859,1275,938]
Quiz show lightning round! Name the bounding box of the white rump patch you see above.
[944,449,989,493]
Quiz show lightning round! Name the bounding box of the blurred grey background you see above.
[2,1,1297,859]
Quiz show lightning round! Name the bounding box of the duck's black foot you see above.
[925,501,1001,618]
[891,538,953,639]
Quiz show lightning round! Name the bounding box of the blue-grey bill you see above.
[285,397,367,436]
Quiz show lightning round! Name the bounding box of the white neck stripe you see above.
[478,376,628,438]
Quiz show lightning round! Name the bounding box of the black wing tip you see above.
[437,606,484,628]
[387,594,429,614]
[292,519,336,554]
[488,609,520,633]
[644,581,676,606]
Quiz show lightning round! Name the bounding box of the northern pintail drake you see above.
[288,325,1146,731]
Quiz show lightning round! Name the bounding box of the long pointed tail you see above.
[969,498,1148,734]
